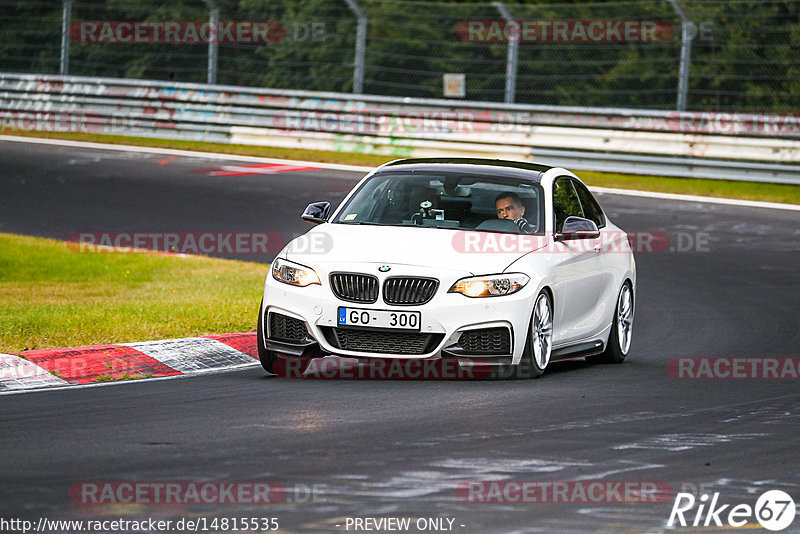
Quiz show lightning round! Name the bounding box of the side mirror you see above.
[557,216,600,241]
[301,202,331,224]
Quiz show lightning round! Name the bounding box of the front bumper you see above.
[262,265,537,365]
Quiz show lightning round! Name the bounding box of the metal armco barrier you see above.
[1,73,798,184]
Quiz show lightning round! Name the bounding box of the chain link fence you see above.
[0,0,797,111]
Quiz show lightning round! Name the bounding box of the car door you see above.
[550,177,606,345]
[572,179,626,331]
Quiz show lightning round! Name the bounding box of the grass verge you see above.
[0,233,266,353]
[92,373,155,382]
[3,129,798,205]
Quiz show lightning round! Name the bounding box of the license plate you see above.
[337,307,421,330]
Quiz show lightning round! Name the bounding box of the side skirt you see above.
[551,340,605,361]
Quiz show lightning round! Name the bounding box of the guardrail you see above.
[1,73,798,184]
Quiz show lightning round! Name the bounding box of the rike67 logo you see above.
[668,490,796,531]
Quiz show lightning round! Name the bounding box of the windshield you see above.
[332,171,544,234]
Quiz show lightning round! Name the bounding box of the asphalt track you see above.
[1,139,799,533]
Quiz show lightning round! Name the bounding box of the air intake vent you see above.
[322,328,443,355]
[330,273,379,303]
[268,312,309,342]
[383,277,439,305]
[457,327,511,354]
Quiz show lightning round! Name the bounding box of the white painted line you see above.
[0,353,67,391]
[0,135,373,172]
[122,337,255,373]
[207,163,320,176]
[2,134,797,211]
[0,361,260,397]
[590,186,800,211]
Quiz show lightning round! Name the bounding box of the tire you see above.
[518,290,553,379]
[589,282,633,364]
[256,299,277,374]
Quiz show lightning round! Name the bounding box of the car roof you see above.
[380,158,553,182]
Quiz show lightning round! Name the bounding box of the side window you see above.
[572,180,606,228]
[553,177,583,232]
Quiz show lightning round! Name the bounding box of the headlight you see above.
[448,273,530,298]
[271,258,320,287]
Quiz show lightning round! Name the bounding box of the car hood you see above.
[283,223,548,275]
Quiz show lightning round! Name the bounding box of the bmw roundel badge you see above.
[378,265,391,272]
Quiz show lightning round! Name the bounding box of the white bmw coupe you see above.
[258,158,635,378]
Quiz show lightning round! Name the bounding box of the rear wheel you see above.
[519,290,553,379]
[589,282,633,364]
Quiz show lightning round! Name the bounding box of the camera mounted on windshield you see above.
[411,200,445,225]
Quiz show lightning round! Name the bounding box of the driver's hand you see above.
[514,217,532,233]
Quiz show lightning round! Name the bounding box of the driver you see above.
[495,192,532,233]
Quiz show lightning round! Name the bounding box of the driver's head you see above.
[495,192,525,220]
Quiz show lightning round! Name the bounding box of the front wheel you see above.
[589,282,633,364]
[519,290,553,379]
